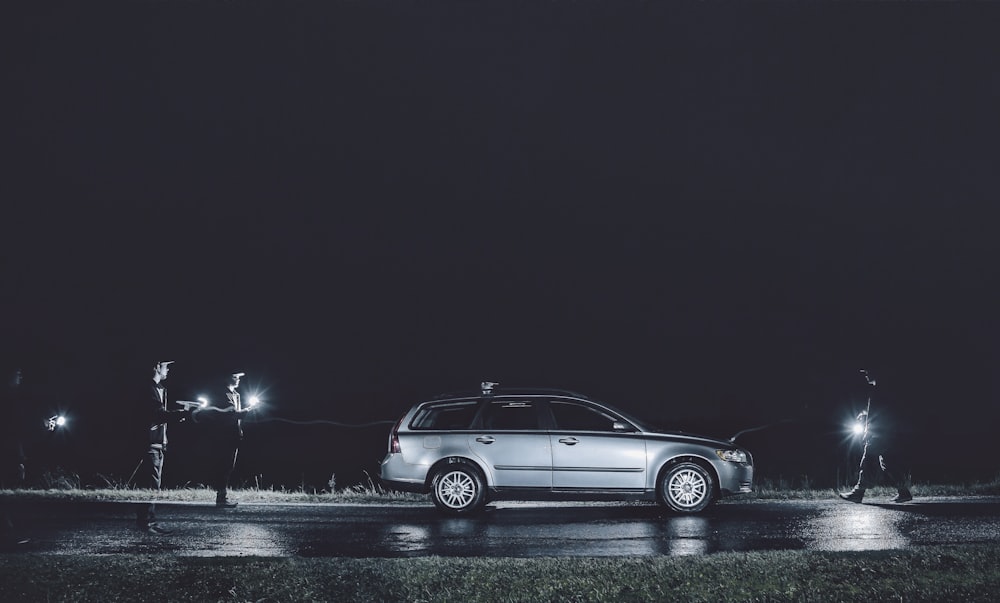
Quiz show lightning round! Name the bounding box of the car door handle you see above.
[475,436,496,444]
[558,437,579,446]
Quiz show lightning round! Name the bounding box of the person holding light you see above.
[194,371,255,508]
[839,370,913,504]
[136,360,192,535]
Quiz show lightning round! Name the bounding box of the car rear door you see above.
[469,398,552,488]
[547,399,647,490]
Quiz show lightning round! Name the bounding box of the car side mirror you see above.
[612,421,631,432]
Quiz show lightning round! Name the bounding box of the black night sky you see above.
[4,1,999,489]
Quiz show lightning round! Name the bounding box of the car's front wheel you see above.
[430,463,486,514]
[659,462,714,513]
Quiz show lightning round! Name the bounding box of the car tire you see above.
[659,462,714,513]
[430,463,486,514]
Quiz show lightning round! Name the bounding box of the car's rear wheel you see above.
[659,462,714,513]
[430,463,486,514]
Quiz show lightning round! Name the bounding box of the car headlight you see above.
[716,449,748,463]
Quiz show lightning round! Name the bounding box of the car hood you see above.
[641,429,735,448]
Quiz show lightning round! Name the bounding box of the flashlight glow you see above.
[852,422,865,436]
[197,396,209,408]
[248,395,260,408]
[46,415,67,431]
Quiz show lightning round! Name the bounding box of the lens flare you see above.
[46,415,67,431]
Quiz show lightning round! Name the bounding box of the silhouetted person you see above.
[1,367,29,547]
[194,371,253,508]
[1,368,27,489]
[135,360,191,534]
[839,371,913,504]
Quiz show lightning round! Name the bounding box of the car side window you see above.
[410,400,479,430]
[480,401,539,431]
[550,401,620,432]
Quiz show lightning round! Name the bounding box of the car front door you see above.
[548,400,647,490]
[468,399,552,489]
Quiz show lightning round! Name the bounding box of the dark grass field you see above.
[2,544,1000,602]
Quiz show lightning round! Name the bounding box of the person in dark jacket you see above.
[194,371,254,508]
[839,370,913,504]
[135,360,191,534]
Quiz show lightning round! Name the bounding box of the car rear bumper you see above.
[380,453,430,493]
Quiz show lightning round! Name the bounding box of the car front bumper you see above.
[717,461,754,496]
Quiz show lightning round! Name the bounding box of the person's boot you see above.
[838,487,865,503]
[891,489,912,503]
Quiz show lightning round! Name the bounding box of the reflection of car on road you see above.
[380,383,754,515]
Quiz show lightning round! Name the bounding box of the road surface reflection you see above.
[10,497,999,557]
[807,504,910,551]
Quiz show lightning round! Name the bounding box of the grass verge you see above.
[0,485,426,505]
[1,545,999,602]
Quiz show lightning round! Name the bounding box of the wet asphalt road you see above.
[6,497,999,557]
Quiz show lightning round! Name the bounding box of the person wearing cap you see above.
[194,371,254,508]
[135,360,192,534]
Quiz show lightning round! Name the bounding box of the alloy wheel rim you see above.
[437,471,476,509]
[668,468,707,508]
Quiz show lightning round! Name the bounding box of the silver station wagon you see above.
[380,383,754,514]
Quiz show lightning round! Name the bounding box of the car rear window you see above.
[409,400,479,430]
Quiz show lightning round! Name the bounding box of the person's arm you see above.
[148,388,190,425]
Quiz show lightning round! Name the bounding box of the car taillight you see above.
[389,416,404,453]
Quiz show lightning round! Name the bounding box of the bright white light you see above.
[56,416,66,427]
[248,395,260,408]
[197,396,209,408]
[852,422,865,436]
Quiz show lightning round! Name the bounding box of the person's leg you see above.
[1,509,29,547]
[136,447,164,528]
[841,441,873,502]
[858,441,881,490]
[150,448,164,523]
[216,444,238,506]
[879,453,912,502]
[145,448,173,532]
[135,449,152,527]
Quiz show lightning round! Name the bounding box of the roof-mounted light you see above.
[481,381,499,396]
